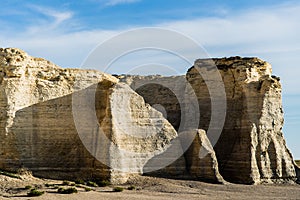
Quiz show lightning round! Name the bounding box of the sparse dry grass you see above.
[295,160,300,167]
[1,172,300,199]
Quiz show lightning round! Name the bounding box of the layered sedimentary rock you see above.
[0,48,180,184]
[188,58,296,184]
[295,163,300,184]
[119,75,185,131]
[120,57,297,184]
[0,48,297,185]
[183,129,224,183]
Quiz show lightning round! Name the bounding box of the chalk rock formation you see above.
[188,57,296,184]
[295,163,300,184]
[118,74,201,133]
[0,48,179,184]
[183,129,224,183]
[0,48,297,185]
[120,76,225,183]
[120,57,297,184]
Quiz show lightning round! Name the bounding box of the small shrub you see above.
[24,185,32,190]
[96,180,110,187]
[27,189,44,197]
[113,187,124,192]
[62,180,70,185]
[57,187,78,194]
[45,183,56,187]
[86,181,98,187]
[75,179,85,185]
[85,187,92,192]
[127,185,136,190]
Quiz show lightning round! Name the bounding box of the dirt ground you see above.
[0,173,299,200]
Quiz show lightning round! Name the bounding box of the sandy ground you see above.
[0,173,299,200]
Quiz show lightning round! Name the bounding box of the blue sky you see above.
[0,0,299,158]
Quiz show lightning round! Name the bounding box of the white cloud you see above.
[1,2,300,95]
[25,5,74,35]
[99,0,141,6]
[160,4,300,49]
[157,4,300,95]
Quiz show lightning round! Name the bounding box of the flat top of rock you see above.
[0,47,118,83]
[0,48,271,82]
[193,56,269,70]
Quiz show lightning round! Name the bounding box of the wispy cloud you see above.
[1,2,300,94]
[25,4,74,35]
[105,0,141,6]
[157,4,300,95]
[92,0,141,7]
[161,4,300,49]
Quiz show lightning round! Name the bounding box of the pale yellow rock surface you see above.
[0,48,179,184]
[183,129,224,183]
[120,57,297,184]
[187,57,296,184]
[0,48,297,185]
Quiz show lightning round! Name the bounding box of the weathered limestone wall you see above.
[0,48,296,185]
[295,163,300,184]
[183,129,224,183]
[120,57,297,184]
[120,76,225,183]
[119,75,185,131]
[188,57,296,184]
[0,48,180,184]
[0,48,111,174]
[11,91,111,181]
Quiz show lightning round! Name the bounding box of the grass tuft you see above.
[113,187,124,192]
[86,181,98,187]
[24,185,32,190]
[0,170,21,179]
[27,189,44,197]
[96,180,111,187]
[62,180,70,186]
[75,179,85,185]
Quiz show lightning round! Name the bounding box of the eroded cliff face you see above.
[0,48,297,185]
[120,57,297,184]
[0,48,109,174]
[0,48,180,184]
[188,57,296,184]
[183,129,224,183]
